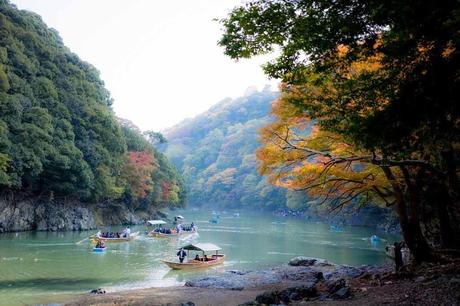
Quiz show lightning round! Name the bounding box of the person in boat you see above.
[123,226,131,238]
[191,222,197,232]
[194,254,200,261]
[171,228,177,234]
[96,230,102,238]
[176,223,182,233]
[204,254,209,262]
[177,248,187,263]
[96,240,105,248]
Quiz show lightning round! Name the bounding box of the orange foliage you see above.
[257,45,395,208]
[123,151,156,199]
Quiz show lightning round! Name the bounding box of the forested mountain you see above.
[162,88,291,209]
[162,88,399,231]
[0,1,184,214]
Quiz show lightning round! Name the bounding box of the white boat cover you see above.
[147,220,167,225]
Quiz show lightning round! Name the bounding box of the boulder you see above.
[331,287,351,299]
[327,278,346,293]
[255,291,281,305]
[289,256,318,266]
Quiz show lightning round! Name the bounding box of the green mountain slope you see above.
[162,88,292,209]
[162,89,399,232]
[0,0,184,212]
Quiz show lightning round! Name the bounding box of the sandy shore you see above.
[63,284,290,306]
[63,258,460,306]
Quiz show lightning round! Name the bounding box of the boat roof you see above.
[176,215,184,219]
[147,220,167,225]
[180,243,221,252]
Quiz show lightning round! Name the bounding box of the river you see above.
[0,209,399,305]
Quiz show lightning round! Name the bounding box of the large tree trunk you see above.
[382,166,433,263]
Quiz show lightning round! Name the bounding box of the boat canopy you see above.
[181,243,221,252]
[176,215,184,219]
[147,220,167,225]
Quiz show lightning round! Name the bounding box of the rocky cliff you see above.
[0,196,153,232]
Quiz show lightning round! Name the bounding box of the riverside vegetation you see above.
[161,89,399,232]
[218,0,460,263]
[0,0,185,232]
[0,0,459,304]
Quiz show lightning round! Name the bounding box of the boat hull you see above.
[148,231,197,238]
[92,247,106,253]
[161,255,225,270]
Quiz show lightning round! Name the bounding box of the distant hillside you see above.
[162,88,293,209]
[162,88,400,232]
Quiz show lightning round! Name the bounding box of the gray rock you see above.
[331,287,351,299]
[185,266,322,290]
[255,291,280,305]
[281,284,317,301]
[327,278,346,293]
[415,276,426,283]
[0,197,147,232]
[289,256,318,266]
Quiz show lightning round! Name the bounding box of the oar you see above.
[76,237,89,245]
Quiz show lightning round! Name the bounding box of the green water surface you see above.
[0,209,399,306]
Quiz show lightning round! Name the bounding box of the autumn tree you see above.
[122,151,156,200]
[220,0,460,262]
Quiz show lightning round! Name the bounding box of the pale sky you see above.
[10,0,278,131]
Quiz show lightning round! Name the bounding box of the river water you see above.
[0,209,399,305]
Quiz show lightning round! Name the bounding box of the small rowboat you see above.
[92,246,106,253]
[89,231,139,244]
[161,243,225,270]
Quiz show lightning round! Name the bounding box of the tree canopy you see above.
[0,1,185,211]
[219,0,460,262]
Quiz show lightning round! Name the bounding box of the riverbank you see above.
[63,257,460,306]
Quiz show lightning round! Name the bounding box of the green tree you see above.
[0,1,186,213]
[219,0,460,261]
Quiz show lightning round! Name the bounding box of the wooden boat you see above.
[92,246,106,253]
[148,229,197,238]
[146,219,197,238]
[161,243,225,270]
[89,231,139,244]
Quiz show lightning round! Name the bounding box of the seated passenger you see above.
[204,255,209,262]
[195,254,200,261]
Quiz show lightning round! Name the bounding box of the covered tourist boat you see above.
[147,219,197,238]
[161,243,225,270]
